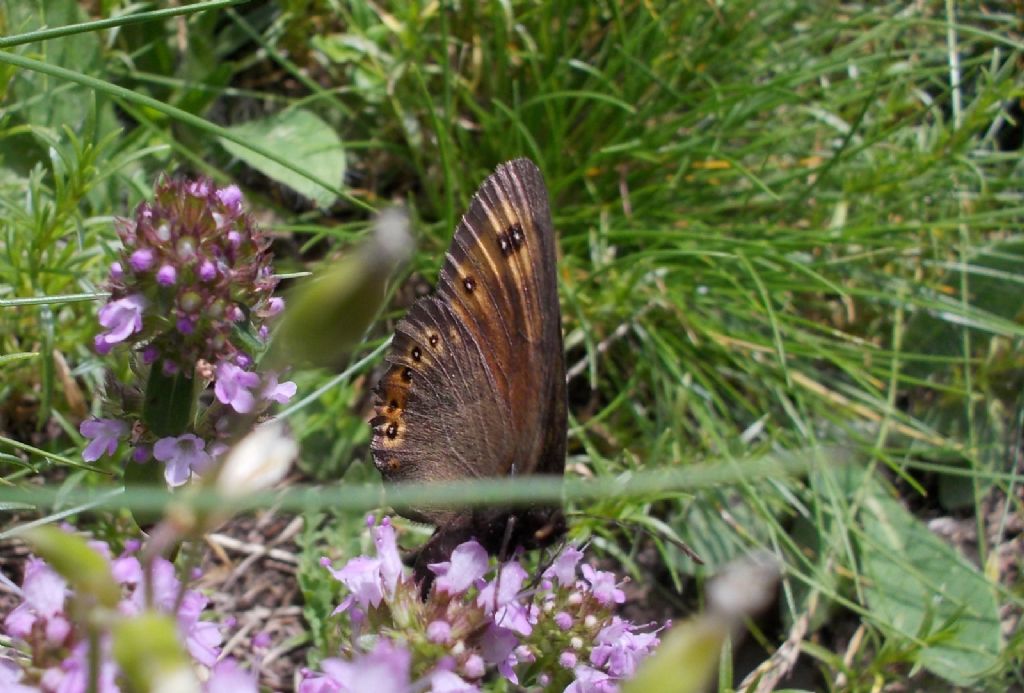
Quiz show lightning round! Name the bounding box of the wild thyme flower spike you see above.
[0,528,257,691]
[101,178,279,373]
[83,178,295,487]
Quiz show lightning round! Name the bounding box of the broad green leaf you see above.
[859,487,1001,684]
[219,109,344,208]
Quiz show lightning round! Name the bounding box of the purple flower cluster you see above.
[80,178,296,485]
[0,533,256,692]
[98,177,279,372]
[301,517,663,692]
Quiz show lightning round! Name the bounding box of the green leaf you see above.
[0,352,38,365]
[124,458,170,531]
[113,611,198,693]
[219,109,344,208]
[624,616,727,693]
[859,486,1001,684]
[142,367,195,438]
[268,209,411,369]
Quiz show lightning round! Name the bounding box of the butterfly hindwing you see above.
[369,159,567,587]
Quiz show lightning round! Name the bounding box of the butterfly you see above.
[369,158,567,594]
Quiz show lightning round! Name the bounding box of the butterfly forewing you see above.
[370,158,567,538]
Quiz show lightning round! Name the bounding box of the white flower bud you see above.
[216,421,297,497]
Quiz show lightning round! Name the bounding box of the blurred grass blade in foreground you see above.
[269,208,412,369]
[625,552,780,693]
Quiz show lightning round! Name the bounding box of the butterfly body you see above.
[370,158,566,588]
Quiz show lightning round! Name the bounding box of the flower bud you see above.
[215,421,297,498]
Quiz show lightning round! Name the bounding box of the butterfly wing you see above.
[370,159,567,559]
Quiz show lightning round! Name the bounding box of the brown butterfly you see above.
[369,158,567,594]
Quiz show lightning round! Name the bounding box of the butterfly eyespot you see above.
[463,277,476,293]
[412,346,422,361]
[386,423,398,439]
[429,334,439,347]
[402,367,413,382]
[509,222,525,247]
[388,399,399,411]
[497,235,511,255]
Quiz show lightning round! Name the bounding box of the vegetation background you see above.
[0,0,1021,690]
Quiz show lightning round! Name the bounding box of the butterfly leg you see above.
[410,520,477,600]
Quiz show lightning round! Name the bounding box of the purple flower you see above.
[109,261,124,281]
[111,555,142,586]
[266,296,285,316]
[477,560,527,613]
[93,334,113,355]
[324,556,384,613]
[560,651,578,668]
[97,293,146,346]
[479,625,520,683]
[494,599,537,636]
[430,540,489,595]
[430,669,478,693]
[590,617,659,678]
[554,611,574,630]
[462,654,485,679]
[156,264,177,286]
[185,614,224,667]
[142,344,159,364]
[46,640,120,693]
[214,361,261,413]
[299,640,411,693]
[544,545,584,586]
[199,259,217,281]
[261,372,297,404]
[3,558,69,643]
[582,564,625,606]
[427,619,452,643]
[153,434,214,486]
[174,587,224,667]
[565,665,617,693]
[123,557,179,614]
[0,657,36,693]
[464,651,483,679]
[206,659,258,693]
[79,417,127,462]
[217,185,243,210]
[129,248,154,271]
[373,518,402,596]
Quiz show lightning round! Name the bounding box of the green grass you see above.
[1,0,1023,689]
